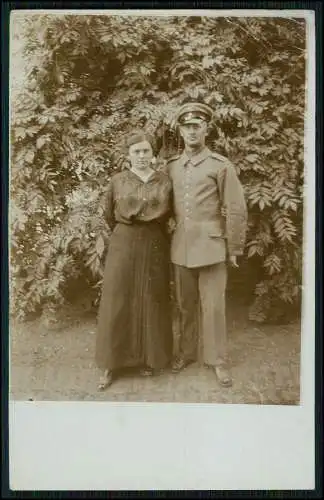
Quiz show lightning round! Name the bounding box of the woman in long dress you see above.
[95,131,173,390]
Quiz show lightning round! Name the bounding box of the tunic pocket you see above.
[206,221,224,238]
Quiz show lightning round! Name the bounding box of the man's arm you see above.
[104,178,116,231]
[217,161,248,261]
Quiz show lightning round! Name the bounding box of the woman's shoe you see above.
[97,370,113,391]
[213,365,233,388]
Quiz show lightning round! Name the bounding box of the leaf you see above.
[25,126,41,137]
[245,154,259,163]
[95,235,105,257]
[25,150,35,164]
[15,127,27,139]
[36,136,47,149]
[39,115,49,125]
[278,196,288,207]
[264,254,282,275]
[247,246,257,258]
[288,201,298,211]
[202,56,214,69]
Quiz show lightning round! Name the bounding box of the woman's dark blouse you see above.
[104,168,172,230]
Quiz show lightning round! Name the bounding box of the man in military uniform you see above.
[167,102,248,387]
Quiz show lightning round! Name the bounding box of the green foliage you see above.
[10,14,305,322]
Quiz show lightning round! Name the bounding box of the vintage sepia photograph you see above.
[9,10,309,406]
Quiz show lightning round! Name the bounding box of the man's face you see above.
[179,120,208,148]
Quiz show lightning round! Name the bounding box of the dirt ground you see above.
[9,303,301,405]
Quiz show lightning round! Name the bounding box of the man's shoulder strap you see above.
[210,151,228,163]
[166,153,182,164]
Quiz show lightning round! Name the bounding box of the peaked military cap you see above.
[175,102,214,125]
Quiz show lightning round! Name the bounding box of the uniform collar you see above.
[179,147,211,167]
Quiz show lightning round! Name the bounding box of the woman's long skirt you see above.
[95,221,173,371]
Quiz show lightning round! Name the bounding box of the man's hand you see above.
[228,256,239,268]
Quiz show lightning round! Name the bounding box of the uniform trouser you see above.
[174,262,228,367]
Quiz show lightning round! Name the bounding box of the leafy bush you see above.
[10,14,305,323]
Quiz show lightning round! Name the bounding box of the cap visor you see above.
[180,118,205,125]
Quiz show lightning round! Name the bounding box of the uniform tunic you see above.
[167,147,248,365]
[167,147,247,268]
[95,168,173,372]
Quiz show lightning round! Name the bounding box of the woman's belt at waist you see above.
[118,218,166,226]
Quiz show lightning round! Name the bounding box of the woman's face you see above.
[128,140,153,170]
